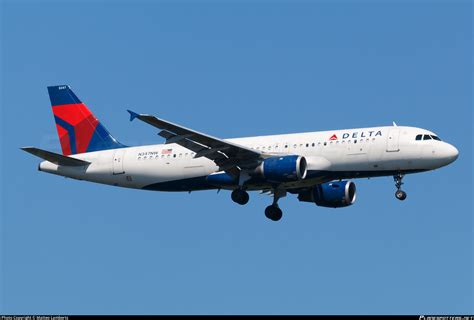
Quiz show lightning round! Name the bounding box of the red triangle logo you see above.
[329,134,338,140]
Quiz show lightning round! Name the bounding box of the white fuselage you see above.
[38,126,458,192]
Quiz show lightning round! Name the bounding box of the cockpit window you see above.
[417,133,442,141]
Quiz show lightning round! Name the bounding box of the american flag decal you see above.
[161,148,172,155]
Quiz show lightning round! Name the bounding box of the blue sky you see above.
[1,0,472,315]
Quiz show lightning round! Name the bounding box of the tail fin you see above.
[48,85,126,155]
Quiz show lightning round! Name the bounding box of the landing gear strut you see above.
[265,189,286,221]
[231,189,249,205]
[393,173,407,201]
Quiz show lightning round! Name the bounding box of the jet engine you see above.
[298,180,356,208]
[254,155,307,183]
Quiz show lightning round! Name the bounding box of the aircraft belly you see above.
[123,157,217,189]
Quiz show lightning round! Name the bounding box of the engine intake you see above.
[255,155,307,183]
[298,180,356,208]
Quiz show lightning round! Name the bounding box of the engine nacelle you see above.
[298,180,356,208]
[255,155,307,183]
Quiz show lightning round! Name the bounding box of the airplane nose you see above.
[444,144,459,163]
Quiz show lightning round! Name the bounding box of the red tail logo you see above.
[48,85,125,155]
[329,134,338,140]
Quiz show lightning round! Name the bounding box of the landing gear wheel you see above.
[265,205,283,221]
[231,189,249,205]
[395,190,407,201]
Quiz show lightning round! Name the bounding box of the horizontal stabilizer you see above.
[21,147,90,166]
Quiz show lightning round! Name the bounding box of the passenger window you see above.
[312,143,315,147]
[323,142,327,146]
[284,145,288,148]
[416,134,422,141]
[423,135,432,140]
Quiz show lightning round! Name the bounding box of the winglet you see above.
[127,110,140,122]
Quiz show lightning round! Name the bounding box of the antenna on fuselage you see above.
[392,121,398,127]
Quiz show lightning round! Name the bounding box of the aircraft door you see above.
[113,149,126,175]
[386,128,400,152]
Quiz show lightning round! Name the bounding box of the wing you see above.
[127,110,265,176]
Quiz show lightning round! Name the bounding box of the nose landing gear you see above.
[395,189,407,201]
[393,173,407,201]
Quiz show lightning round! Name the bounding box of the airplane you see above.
[22,85,459,221]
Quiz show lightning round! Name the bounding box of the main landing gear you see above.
[231,189,249,205]
[265,189,286,222]
[230,187,286,222]
[265,205,283,222]
[393,173,407,201]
